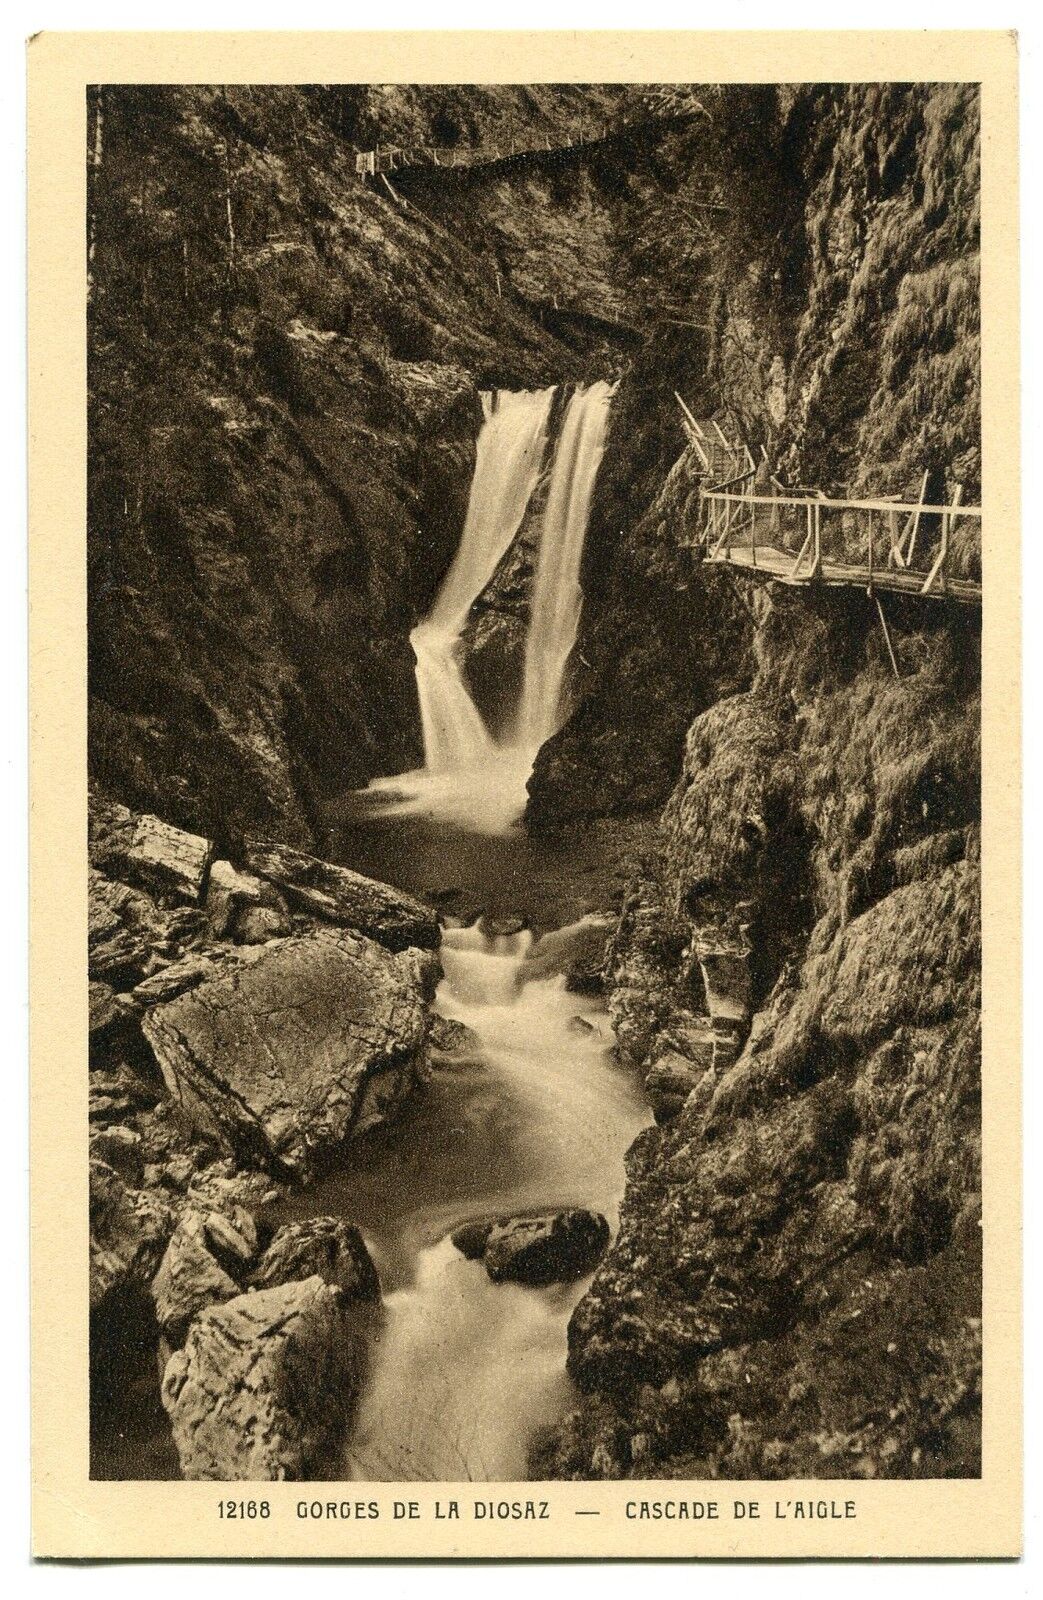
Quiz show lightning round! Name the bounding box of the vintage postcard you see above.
[29,29,1021,1558]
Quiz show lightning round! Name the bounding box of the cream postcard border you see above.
[28,29,1021,1559]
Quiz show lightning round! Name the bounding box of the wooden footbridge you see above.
[675,400,982,611]
[354,109,706,183]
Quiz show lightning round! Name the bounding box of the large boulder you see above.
[244,839,439,952]
[161,1276,363,1480]
[452,1209,611,1287]
[253,1217,380,1302]
[141,929,431,1177]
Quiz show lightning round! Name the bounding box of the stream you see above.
[312,378,647,1480]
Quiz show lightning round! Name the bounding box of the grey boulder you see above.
[161,1276,363,1480]
[142,928,431,1178]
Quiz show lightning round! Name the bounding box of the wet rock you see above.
[161,1276,363,1480]
[244,839,439,952]
[455,1210,611,1286]
[429,1014,482,1061]
[450,1220,494,1261]
[479,912,527,939]
[254,1218,380,1302]
[151,1210,243,1345]
[430,887,485,927]
[523,914,614,987]
[142,928,431,1177]
[567,1014,598,1037]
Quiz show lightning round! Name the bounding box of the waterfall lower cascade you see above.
[343,920,649,1482]
[366,381,614,832]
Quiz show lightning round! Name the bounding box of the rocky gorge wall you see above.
[89,85,627,847]
[88,81,983,1484]
[532,83,983,1480]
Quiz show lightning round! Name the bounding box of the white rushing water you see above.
[344,922,649,1482]
[411,388,555,776]
[365,381,614,833]
[517,379,615,749]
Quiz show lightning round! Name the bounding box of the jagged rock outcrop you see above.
[539,609,982,1481]
[161,1276,365,1480]
[151,1209,246,1345]
[142,928,432,1177]
[243,839,440,952]
[90,1158,175,1313]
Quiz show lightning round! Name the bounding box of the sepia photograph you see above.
[82,73,988,1490]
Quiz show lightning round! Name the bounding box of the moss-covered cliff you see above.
[527,82,980,827]
[531,82,982,1480]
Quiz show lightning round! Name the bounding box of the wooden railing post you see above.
[812,503,822,577]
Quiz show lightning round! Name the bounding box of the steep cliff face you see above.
[535,82,982,1480]
[88,85,625,845]
[526,82,980,827]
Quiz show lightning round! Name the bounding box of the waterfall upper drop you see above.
[365,381,613,832]
[411,388,555,774]
[517,380,615,750]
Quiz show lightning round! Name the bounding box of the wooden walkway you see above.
[354,111,702,181]
[693,483,982,607]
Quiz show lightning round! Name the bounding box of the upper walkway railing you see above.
[694,481,982,606]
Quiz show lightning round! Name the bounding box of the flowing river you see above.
[310,379,650,1480]
[94,380,648,1483]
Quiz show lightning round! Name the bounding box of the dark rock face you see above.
[244,838,440,952]
[161,1277,364,1480]
[142,929,432,1178]
[452,1210,611,1286]
[254,1218,381,1303]
[539,618,982,1482]
[90,1158,175,1314]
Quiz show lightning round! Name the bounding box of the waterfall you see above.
[411,388,555,774]
[517,380,615,749]
[363,380,613,832]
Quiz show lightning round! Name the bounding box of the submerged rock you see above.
[244,839,440,952]
[429,1014,482,1062]
[452,1210,611,1287]
[142,928,431,1178]
[254,1217,380,1302]
[161,1276,364,1480]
